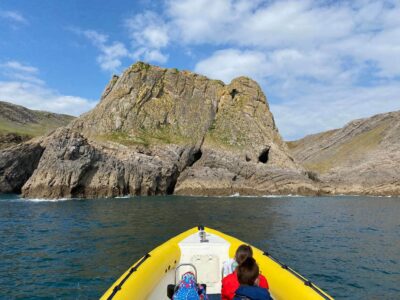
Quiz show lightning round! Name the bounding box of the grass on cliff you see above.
[204,100,253,150]
[0,102,74,138]
[286,129,338,151]
[99,127,192,147]
[304,122,389,173]
[205,123,247,150]
[0,117,71,138]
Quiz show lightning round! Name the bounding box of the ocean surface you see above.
[0,194,399,299]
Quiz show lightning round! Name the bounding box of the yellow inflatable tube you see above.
[101,227,334,300]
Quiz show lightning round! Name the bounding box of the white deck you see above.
[178,231,231,294]
[148,230,231,299]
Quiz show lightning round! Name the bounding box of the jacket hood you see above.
[234,286,272,300]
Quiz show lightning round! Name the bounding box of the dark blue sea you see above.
[0,194,399,299]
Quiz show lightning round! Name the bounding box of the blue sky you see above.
[1,0,399,140]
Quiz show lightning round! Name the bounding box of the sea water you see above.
[0,194,399,299]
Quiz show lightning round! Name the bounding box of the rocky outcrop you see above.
[174,149,317,196]
[288,111,400,196]
[0,101,74,149]
[21,128,203,198]
[0,133,31,149]
[174,76,316,196]
[0,140,44,193]
[1,62,317,198]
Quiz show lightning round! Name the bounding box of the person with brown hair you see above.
[233,257,272,300]
[221,245,269,300]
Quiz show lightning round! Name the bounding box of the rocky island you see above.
[0,62,317,198]
[0,62,398,198]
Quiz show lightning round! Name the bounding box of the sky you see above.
[0,0,399,140]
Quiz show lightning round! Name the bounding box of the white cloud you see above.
[73,12,170,70]
[0,61,43,85]
[195,49,268,83]
[166,0,354,47]
[134,48,168,64]
[125,11,169,48]
[75,29,130,72]
[271,83,400,140]
[167,0,239,44]
[194,48,346,84]
[0,60,95,116]
[125,11,169,64]
[1,61,37,73]
[172,0,400,80]
[96,41,129,72]
[0,10,28,25]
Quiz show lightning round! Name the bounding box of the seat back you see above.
[191,255,220,289]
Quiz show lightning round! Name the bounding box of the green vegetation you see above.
[0,114,74,138]
[0,101,74,149]
[212,79,225,86]
[286,129,338,151]
[99,131,149,147]
[305,122,389,173]
[205,120,245,150]
[286,141,298,150]
[99,126,192,147]
[204,97,254,150]
[133,61,151,71]
[208,119,217,131]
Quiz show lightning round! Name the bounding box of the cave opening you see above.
[189,149,203,167]
[166,177,178,195]
[167,148,203,195]
[258,148,270,164]
[230,89,239,98]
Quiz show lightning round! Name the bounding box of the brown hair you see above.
[235,244,253,265]
[237,257,259,286]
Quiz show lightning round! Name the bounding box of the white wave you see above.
[226,193,306,198]
[334,194,395,198]
[229,192,240,197]
[114,195,133,199]
[262,194,305,198]
[16,197,79,202]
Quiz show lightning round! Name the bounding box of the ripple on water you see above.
[0,194,399,299]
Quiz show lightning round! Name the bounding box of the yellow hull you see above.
[101,227,333,300]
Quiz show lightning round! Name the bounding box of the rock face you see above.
[174,76,315,196]
[288,111,400,196]
[0,101,74,149]
[0,140,44,193]
[1,62,316,198]
[21,128,194,198]
[0,133,31,149]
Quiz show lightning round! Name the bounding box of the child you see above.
[222,245,269,300]
[173,272,208,300]
[234,257,272,300]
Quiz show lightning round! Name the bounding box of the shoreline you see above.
[1,192,397,202]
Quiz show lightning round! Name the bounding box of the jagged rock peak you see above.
[72,62,285,157]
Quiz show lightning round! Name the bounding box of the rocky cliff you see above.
[288,111,400,196]
[0,62,317,198]
[0,101,74,149]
